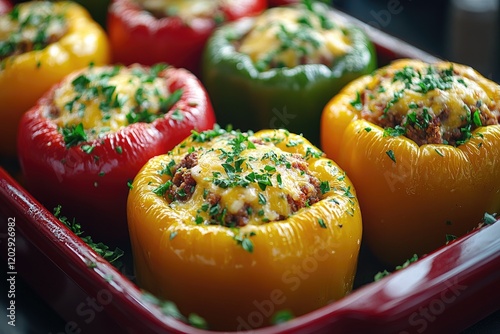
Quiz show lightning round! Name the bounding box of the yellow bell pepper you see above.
[0,0,110,157]
[321,59,500,266]
[127,128,362,331]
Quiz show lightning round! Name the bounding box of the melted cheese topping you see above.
[50,65,170,140]
[135,0,232,22]
[0,2,67,59]
[238,6,352,70]
[359,60,500,146]
[164,131,324,226]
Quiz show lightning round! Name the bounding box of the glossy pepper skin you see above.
[107,0,267,76]
[201,2,376,146]
[127,128,362,331]
[0,1,110,157]
[0,0,11,14]
[17,64,216,246]
[321,59,500,265]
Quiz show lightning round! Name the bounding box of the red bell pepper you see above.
[0,0,11,14]
[17,63,216,246]
[106,0,267,76]
[268,0,299,6]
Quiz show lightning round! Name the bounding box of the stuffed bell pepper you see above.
[321,59,500,265]
[107,0,267,76]
[0,0,110,157]
[201,1,376,146]
[127,128,362,330]
[17,63,216,245]
[0,0,11,14]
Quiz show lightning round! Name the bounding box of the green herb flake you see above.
[435,148,444,157]
[271,310,294,325]
[153,180,172,197]
[374,254,418,281]
[473,110,482,127]
[386,150,396,163]
[171,109,184,121]
[188,313,209,329]
[318,218,327,229]
[350,91,363,110]
[276,173,283,188]
[319,181,330,194]
[115,146,123,154]
[258,193,267,205]
[446,234,457,243]
[61,123,87,148]
[53,205,124,268]
[242,237,254,253]
[483,212,498,225]
[81,144,94,154]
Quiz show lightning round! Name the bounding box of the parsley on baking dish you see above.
[373,212,498,282]
[141,292,208,329]
[374,254,419,281]
[53,205,124,268]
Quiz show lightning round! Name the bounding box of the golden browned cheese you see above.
[237,6,353,70]
[47,65,177,140]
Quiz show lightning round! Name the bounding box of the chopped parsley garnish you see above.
[81,144,94,154]
[319,181,330,194]
[383,125,406,137]
[258,193,267,205]
[374,254,418,281]
[191,124,230,143]
[53,205,124,268]
[0,2,67,59]
[483,212,498,225]
[142,292,208,329]
[445,234,457,243]
[61,123,87,148]
[318,218,327,229]
[234,231,256,253]
[350,91,363,110]
[271,310,295,325]
[170,109,184,121]
[153,180,172,197]
[386,150,396,163]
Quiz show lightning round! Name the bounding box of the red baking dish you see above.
[1,166,499,334]
[1,8,500,334]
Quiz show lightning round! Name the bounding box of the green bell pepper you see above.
[201,1,376,145]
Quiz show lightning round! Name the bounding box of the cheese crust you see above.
[237,5,353,70]
[357,59,500,146]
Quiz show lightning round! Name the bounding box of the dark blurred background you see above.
[332,0,500,82]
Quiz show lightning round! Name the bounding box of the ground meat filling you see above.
[204,192,252,228]
[357,64,500,146]
[165,152,198,202]
[204,153,323,227]
[287,159,322,213]
[158,132,327,227]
